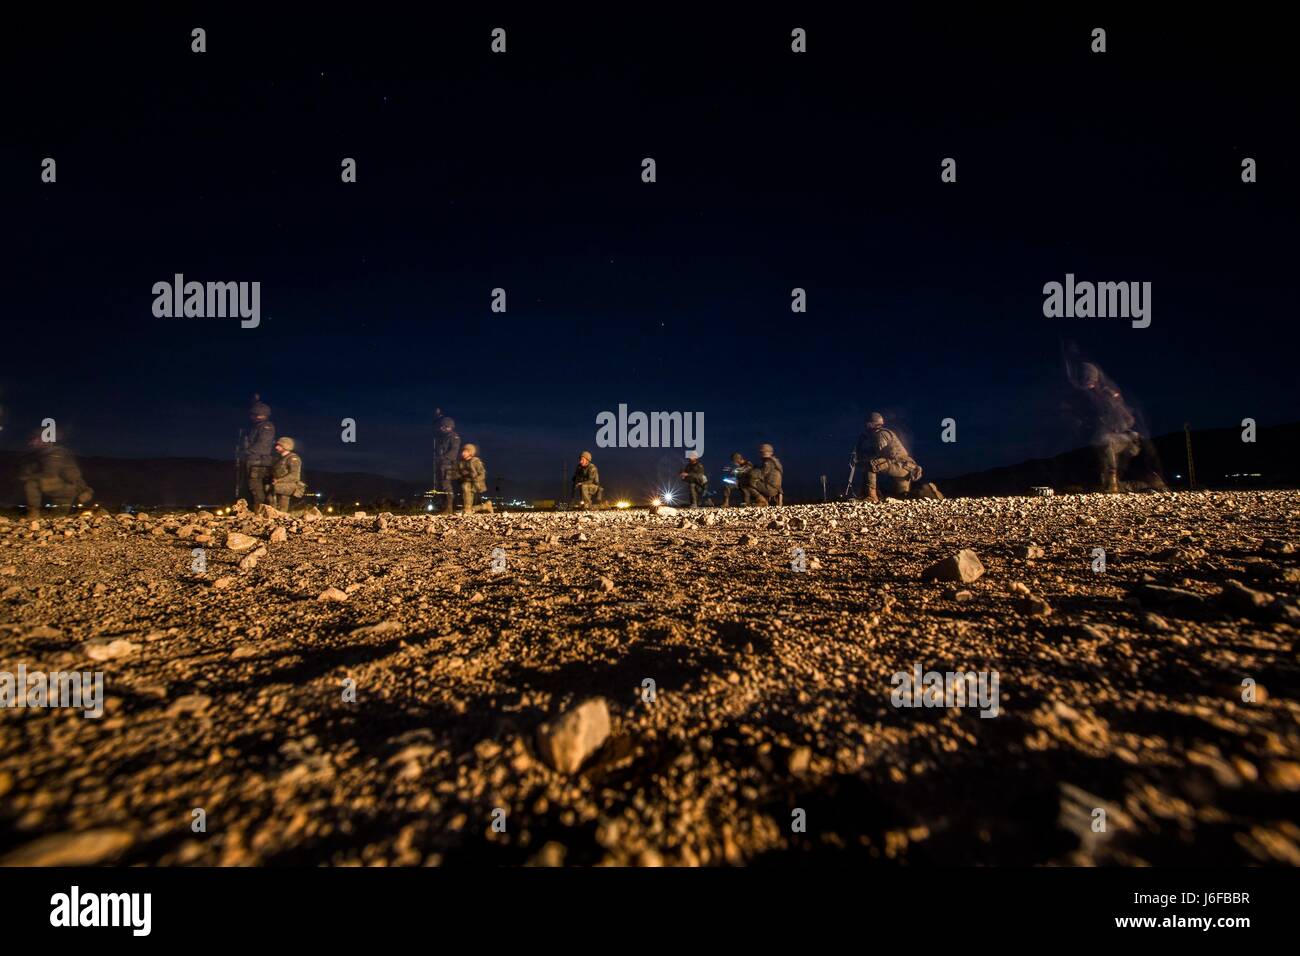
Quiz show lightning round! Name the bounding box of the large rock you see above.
[225,532,258,553]
[536,698,611,773]
[923,549,985,583]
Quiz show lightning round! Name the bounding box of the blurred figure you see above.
[269,437,304,511]
[19,430,93,517]
[239,397,276,507]
[679,452,707,507]
[572,451,602,508]
[721,452,753,507]
[455,443,488,514]
[434,412,461,515]
[856,412,924,501]
[1065,351,1165,493]
[748,443,783,506]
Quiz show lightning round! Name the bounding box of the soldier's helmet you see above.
[580,450,592,461]
[440,417,456,431]
[250,402,272,418]
[731,452,744,463]
[276,437,296,451]
[1079,363,1101,389]
[759,443,774,456]
[686,451,699,461]
[867,412,885,427]
[463,443,478,456]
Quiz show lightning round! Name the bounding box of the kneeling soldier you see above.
[748,443,783,506]
[270,437,304,511]
[456,443,488,514]
[721,452,753,507]
[19,431,93,517]
[572,451,601,508]
[857,412,923,501]
[679,452,708,507]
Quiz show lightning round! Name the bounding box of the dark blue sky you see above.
[4,8,1296,500]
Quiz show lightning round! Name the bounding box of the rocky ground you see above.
[1,491,1298,867]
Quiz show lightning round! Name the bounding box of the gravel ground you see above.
[1,491,1298,867]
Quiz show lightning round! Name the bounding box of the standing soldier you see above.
[269,437,304,512]
[679,452,708,507]
[572,451,602,509]
[240,398,276,507]
[18,430,93,517]
[721,452,753,507]
[857,412,923,501]
[748,443,783,506]
[434,414,461,515]
[455,443,488,514]
[1069,362,1164,493]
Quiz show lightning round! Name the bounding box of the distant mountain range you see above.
[3,422,1295,508]
[934,422,1299,497]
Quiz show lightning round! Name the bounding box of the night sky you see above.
[5,8,1296,501]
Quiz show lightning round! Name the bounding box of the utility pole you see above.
[1183,422,1196,490]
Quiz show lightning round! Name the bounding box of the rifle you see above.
[843,451,858,499]
[235,428,245,502]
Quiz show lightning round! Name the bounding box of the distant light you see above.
[651,498,661,506]
[354,501,360,506]
[616,500,630,509]
[326,506,334,513]
[660,489,677,504]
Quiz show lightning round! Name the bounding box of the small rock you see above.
[536,698,611,774]
[0,829,135,866]
[317,587,349,602]
[788,746,813,775]
[166,694,212,718]
[81,638,140,661]
[922,549,985,584]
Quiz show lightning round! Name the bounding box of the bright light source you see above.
[651,498,661,506]
[616,500,630,509]
[660,489,677,504]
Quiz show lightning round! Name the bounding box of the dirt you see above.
[1,491,1298,866]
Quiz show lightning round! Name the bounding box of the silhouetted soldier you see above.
[434,414,461,515]
[1070,362,1166,493]
[18,431,93,517]
[240,398,276,507]
[721,452,753,507]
